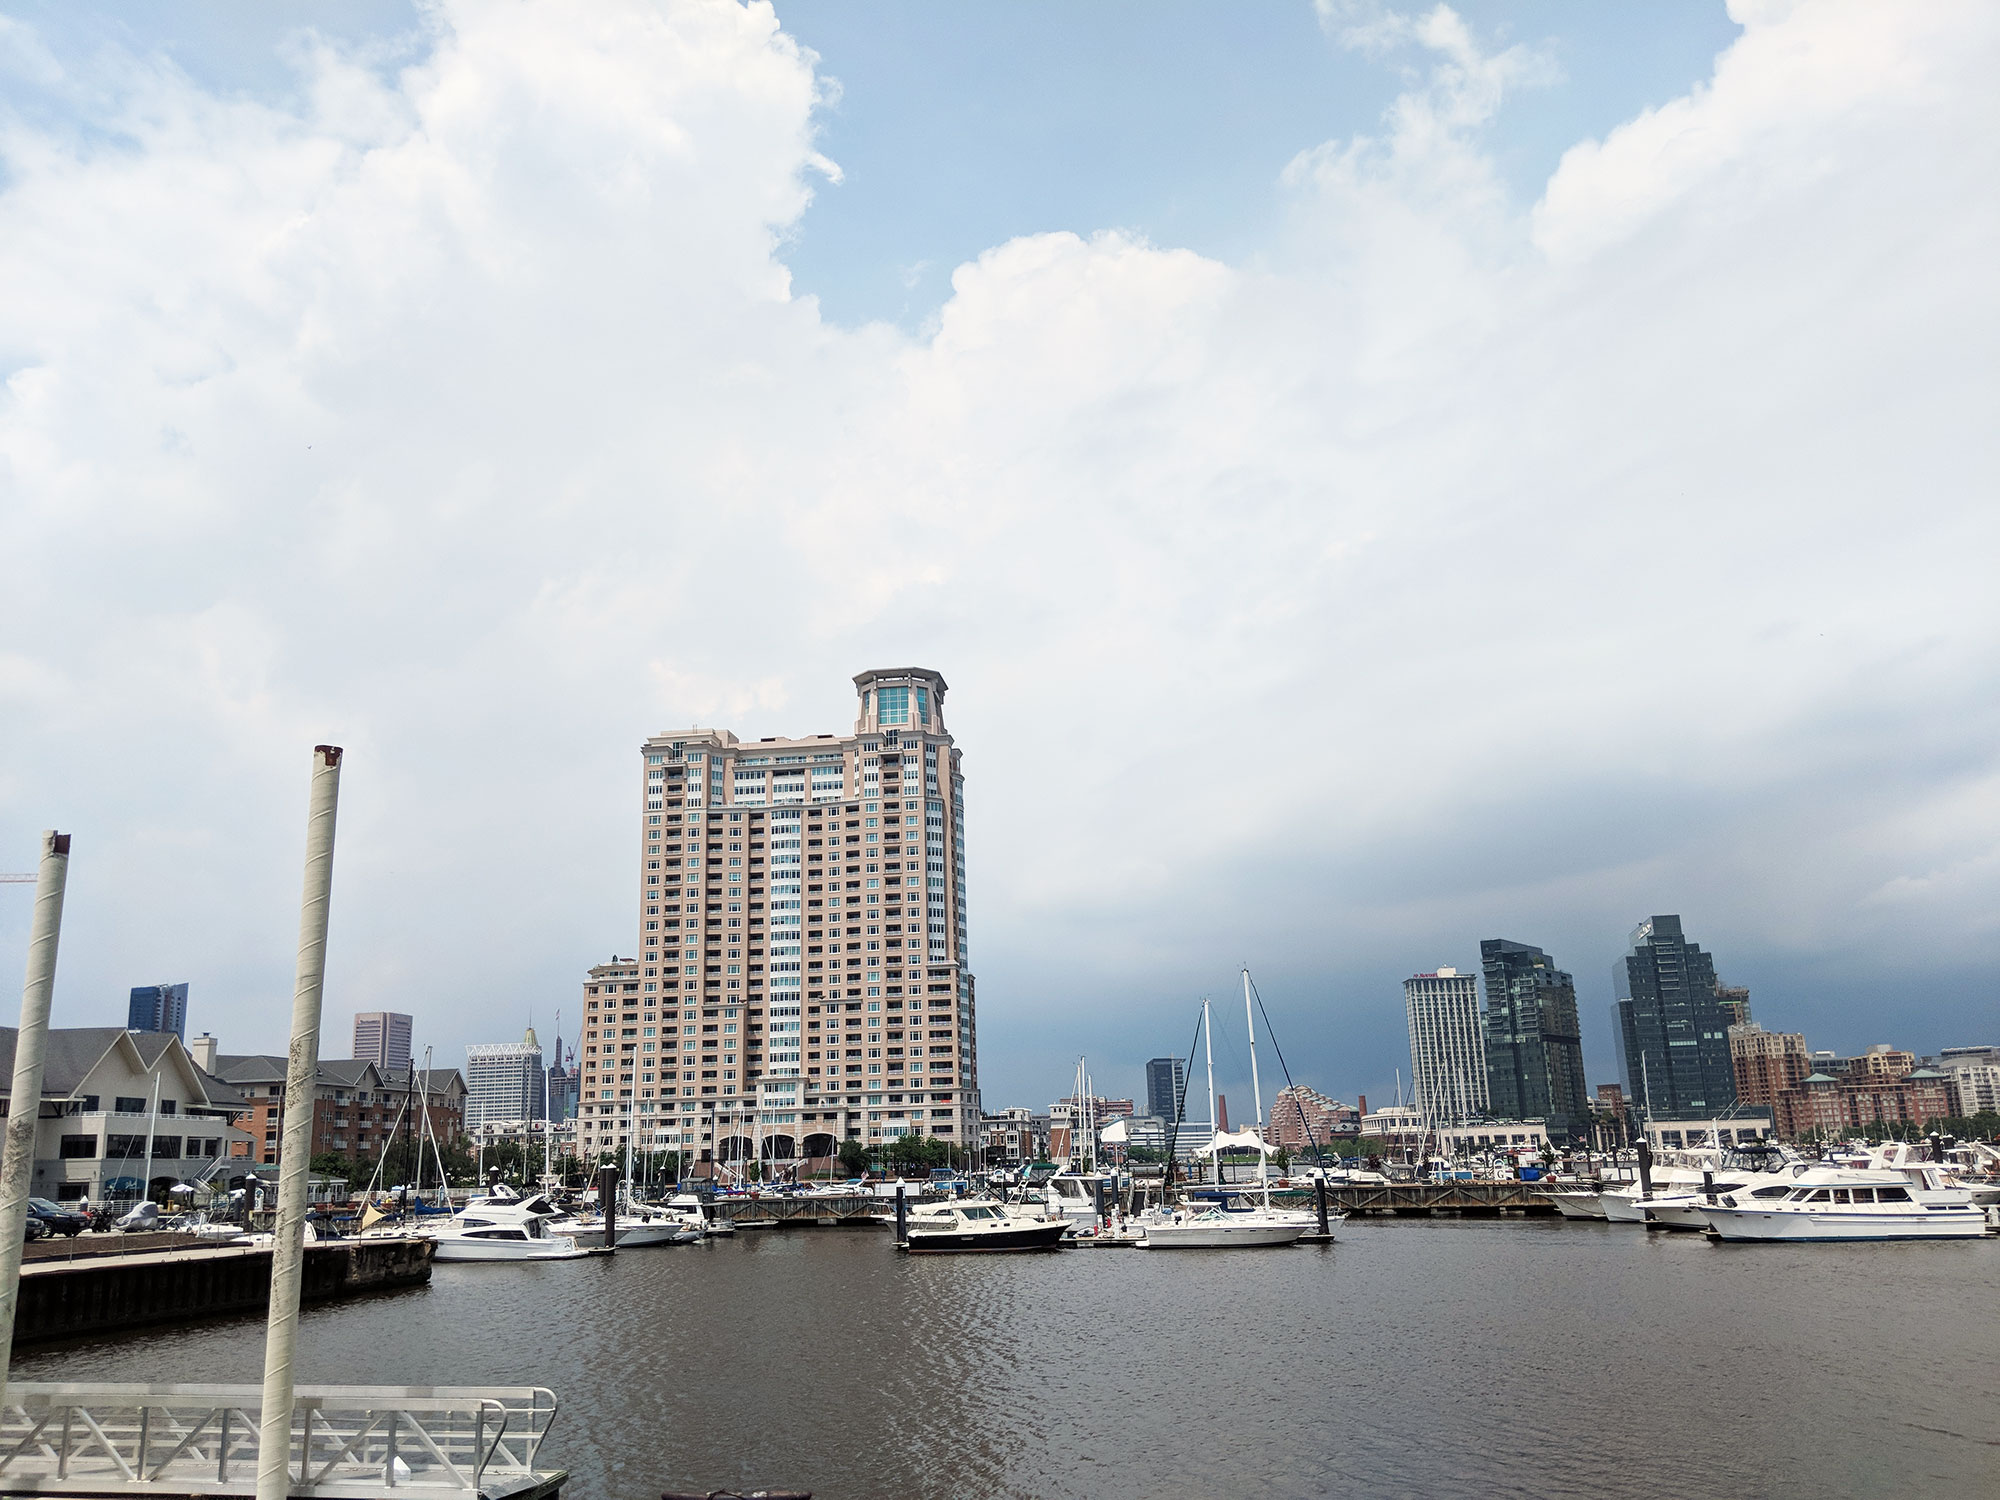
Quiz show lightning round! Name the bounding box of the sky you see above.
[1,0,1995,1120]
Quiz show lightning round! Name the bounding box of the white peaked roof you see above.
[1196,1128,1277,1158]
[1099,1119,1129,1143]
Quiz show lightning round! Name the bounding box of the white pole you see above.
[141,1070,161,1203]
[1202,999,1216,1185]
[1243,968,1268,1200]
[256,745,343,1500]
[0,831,71,1412]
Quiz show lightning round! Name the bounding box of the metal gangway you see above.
[0,1384,560,1497]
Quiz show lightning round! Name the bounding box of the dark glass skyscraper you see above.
[1480,939,1590,1143]
[128,981,188,1040]
[1145,1056,1187,1121]
[1615,915,1737,1119]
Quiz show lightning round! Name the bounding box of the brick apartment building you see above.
[202,1038,466,1165]
[1265,1084,1359,1152]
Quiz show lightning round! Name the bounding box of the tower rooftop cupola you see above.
[853,667,948,735]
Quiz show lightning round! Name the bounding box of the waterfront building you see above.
[1614,915,1737,1120]
[581,667,977,1165]
[1114,1114,1173,1159]
[1145,1056,1187,1122]
[1359,1104,1425,1160]
[127,982,188,1041]
[1404,967,1489,1123]
[1729,1023,1810,1108]
[466,1029,547,1132]
[1773,1064,1952,1139]
[1640,1113,1774,1150]
[209,1049,466,1165]
[1931,1048,2000,1115]
[0,1026,252,1201]
[1053,1094,1133,1123]
[981,1107,1049,1167]
[1436,1119,1549,1157]
[1265,1084,1358,1153]
[1479,939,1590,1144]
[352,1011,414,1074]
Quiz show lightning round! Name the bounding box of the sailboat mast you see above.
[1202,998,1216,1185]
[1243,968,1267,1197]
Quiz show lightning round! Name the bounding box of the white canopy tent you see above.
[1195,1128,1278,1158]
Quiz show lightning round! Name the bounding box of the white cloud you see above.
[1,1,1995,1106]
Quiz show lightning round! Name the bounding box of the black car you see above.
[26,1198,89,1236]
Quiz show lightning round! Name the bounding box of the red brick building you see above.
[1266,1084,1358,1152]
[1774,1068,1954,1139]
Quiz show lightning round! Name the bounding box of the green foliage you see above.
[885,1133,951,1171]
[1125,1145,1166,1164]
[309,1152,352,1180]
[837,1139,872,1177]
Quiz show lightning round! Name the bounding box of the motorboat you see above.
[427,1197,588,1261]
[1704,1161,1989,1242]
[563,1205,696,1247]
[902,1198,1068,1253]
[1599,1164,1716,1222]
[1043,1171,1120,1231]
[1140,1204,1306,1249]
[1544,1189,1607,1220]
[667,1192,731,1237]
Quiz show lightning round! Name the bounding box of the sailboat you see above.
[1142,981,1309,1249]
[1043,1056,1120,1233]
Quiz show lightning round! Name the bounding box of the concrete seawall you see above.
[13,1236,433,1344]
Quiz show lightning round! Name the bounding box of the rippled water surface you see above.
[16,1218,2000,1499]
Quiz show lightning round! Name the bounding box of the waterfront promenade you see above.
[14,1217,1996,1500]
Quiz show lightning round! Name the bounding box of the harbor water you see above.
[15,1217,1998,1499]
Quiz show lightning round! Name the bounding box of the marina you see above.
[12,1217,1997,1500]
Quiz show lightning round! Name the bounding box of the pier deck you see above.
[12,1237,434,1344]
[1309,1182,1562,1216]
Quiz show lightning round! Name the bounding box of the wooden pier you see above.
[12,1236,435,1344]
[1305,1182,1563,1217]
[709,1195,890,1228]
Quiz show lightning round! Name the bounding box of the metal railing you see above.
[0,1383,557,1495]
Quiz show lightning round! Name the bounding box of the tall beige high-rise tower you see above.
[577,667,977,1167]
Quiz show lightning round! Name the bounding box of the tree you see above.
[309,1152,352,1180]
[837,1139,871,1177]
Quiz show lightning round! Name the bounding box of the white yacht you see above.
[1705,1162,1989,1241]
[1599,1164,1716,1222]
[903,1198,1068,1253]
[1141,1204,1306,1249]
[427,1197,588,1261]
[1640,1151,1799,1231]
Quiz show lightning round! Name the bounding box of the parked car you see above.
[26,1197,88,1236]
[20,1216,49,1242]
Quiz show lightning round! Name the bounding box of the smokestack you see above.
[1358,1094,1368,1118]
[1217,1093,1230,1133]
